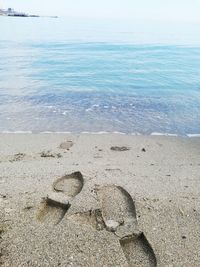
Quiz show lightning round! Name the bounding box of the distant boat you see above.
[7,12,29,17]
[0,7,35,17]
[0,7,58,18]
[0,7,27,17]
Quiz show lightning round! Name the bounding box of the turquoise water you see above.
[0,17,200,134]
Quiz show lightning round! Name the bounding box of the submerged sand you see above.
[0,133,200,266]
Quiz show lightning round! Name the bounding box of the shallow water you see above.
[0,17,200,135]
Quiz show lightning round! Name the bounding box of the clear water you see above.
[0,16,200,135]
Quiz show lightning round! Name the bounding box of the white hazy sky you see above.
[2,0,200,22]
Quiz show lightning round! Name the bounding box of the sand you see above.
[0,133,200,267]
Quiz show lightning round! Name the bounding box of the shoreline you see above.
[0,131,200,137]
[1,133,200,266]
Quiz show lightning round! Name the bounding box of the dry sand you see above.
[0,133,200,267]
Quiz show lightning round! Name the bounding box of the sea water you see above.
[0,16,200,135]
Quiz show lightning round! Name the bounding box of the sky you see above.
[2,0,200,22]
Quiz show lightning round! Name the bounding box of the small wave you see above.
[0,131,199,138]
[81,131,110,134]
[1,131,33,134]
[41,131,72,134]
[113,131,126,135]
[131,133,141,136]
[187,134,200,137]
[151,132,178,137]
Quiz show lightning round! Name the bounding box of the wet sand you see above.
[0,133,200,266]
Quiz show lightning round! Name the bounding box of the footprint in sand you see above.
[120,233,157,267]
[59,141,73,150]
[9,153,26,163]
[37,171,84,225]
[96,185,157,267]
[110,146,130,152]
[37,174,156,266]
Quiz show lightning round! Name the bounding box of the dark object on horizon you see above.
[8,13,28,17]
[29,15,40,18]
[0,7,58,18]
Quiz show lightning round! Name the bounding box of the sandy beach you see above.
[0,133,200,266]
